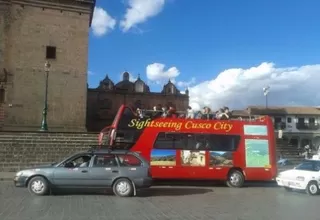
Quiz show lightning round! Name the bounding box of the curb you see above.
[0,177,12,181]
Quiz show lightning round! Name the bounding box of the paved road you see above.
[0,181,319,220]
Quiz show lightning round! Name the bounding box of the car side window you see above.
[60,154,92,168]
[117,154,142,167]
[315,162,320,171]
[92,154,118,167]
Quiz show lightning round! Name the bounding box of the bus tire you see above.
[226,170,245,188]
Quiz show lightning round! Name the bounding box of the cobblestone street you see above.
[1,181,320,220]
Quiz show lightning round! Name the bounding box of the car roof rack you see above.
[88,145,114,153]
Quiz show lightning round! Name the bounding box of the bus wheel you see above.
[226,170,244,188]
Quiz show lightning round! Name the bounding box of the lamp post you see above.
[40,61,51,131]
[263,86,270,108]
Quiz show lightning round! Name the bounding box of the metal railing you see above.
[135,108,264,122]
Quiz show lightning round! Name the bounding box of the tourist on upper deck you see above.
[201,107,212,120]
[167,106,177,118]
[186,106,194,119]
[152,105,163,118]
[195,111,202,119]
[161,106,168,117]
[136,108,144,119]
[215,108,224,119]
[219,107,231,120]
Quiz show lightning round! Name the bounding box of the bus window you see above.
[154,132,240,151]
[154,132,185,149]
[206,134,240,151]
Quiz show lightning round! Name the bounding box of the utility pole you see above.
[263,86,270,108]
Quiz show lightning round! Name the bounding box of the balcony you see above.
[296,123,320,130]
[274,122,286,130]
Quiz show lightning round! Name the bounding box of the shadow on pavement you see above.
[50,187,213,197]
[153,179,279,188]
[137,187,213,197]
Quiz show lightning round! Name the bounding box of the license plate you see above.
[288,181,295,186]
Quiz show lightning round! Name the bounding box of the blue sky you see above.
[88,0,320,110]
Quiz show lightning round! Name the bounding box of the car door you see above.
[52,154,93,187]
[89,154,120,187]
[117,153,147,180]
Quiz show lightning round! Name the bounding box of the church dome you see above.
[161,79,179,94]
[98,74,114,90]
[134,74,149,93]
[115,71,134,92]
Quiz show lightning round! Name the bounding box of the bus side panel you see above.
[131,129,181,179]
[244,168,274,181]
[267,117,278,178]
[243,119,277,181]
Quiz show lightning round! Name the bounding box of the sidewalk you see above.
[0,172,14,181]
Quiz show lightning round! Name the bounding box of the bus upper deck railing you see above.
[135,109,266,122]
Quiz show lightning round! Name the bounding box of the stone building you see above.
[0,0,95,131]
[86,72,190,131]
[232,106,320,149]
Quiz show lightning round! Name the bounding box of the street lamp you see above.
[263,86,270,108]
[40,61,51,131]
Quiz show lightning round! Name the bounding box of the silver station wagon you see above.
[14,148,152,197]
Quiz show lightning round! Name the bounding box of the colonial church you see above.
[86,72,189,131]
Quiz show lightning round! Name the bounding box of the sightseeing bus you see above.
[98,105,277,187]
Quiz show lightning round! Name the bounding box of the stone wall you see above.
[0,132,99,172]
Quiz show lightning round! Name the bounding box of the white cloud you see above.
[146,63,180,84]
[189,62,320,111]
[92,7,116,37]
[177,77,196,88]
[88,71,94,76]
[120,0,166,32]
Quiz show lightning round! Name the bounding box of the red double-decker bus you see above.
[98,105,277,187]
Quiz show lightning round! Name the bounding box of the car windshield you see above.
[295,160,319,171]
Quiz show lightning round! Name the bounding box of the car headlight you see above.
[296,176,305,181]
[15,170,34,177]
[16,171,23,176]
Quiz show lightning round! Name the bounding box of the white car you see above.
[276,159,320,195]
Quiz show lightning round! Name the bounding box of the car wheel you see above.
[284,186,292,192]
[28,176,50,196]
[113,178,133,197]
[306,181,319,196]
[226,170,245,188]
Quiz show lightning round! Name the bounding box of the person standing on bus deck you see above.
[167,106,177,118]
[186,106,194,119]
[220,107,231,120]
